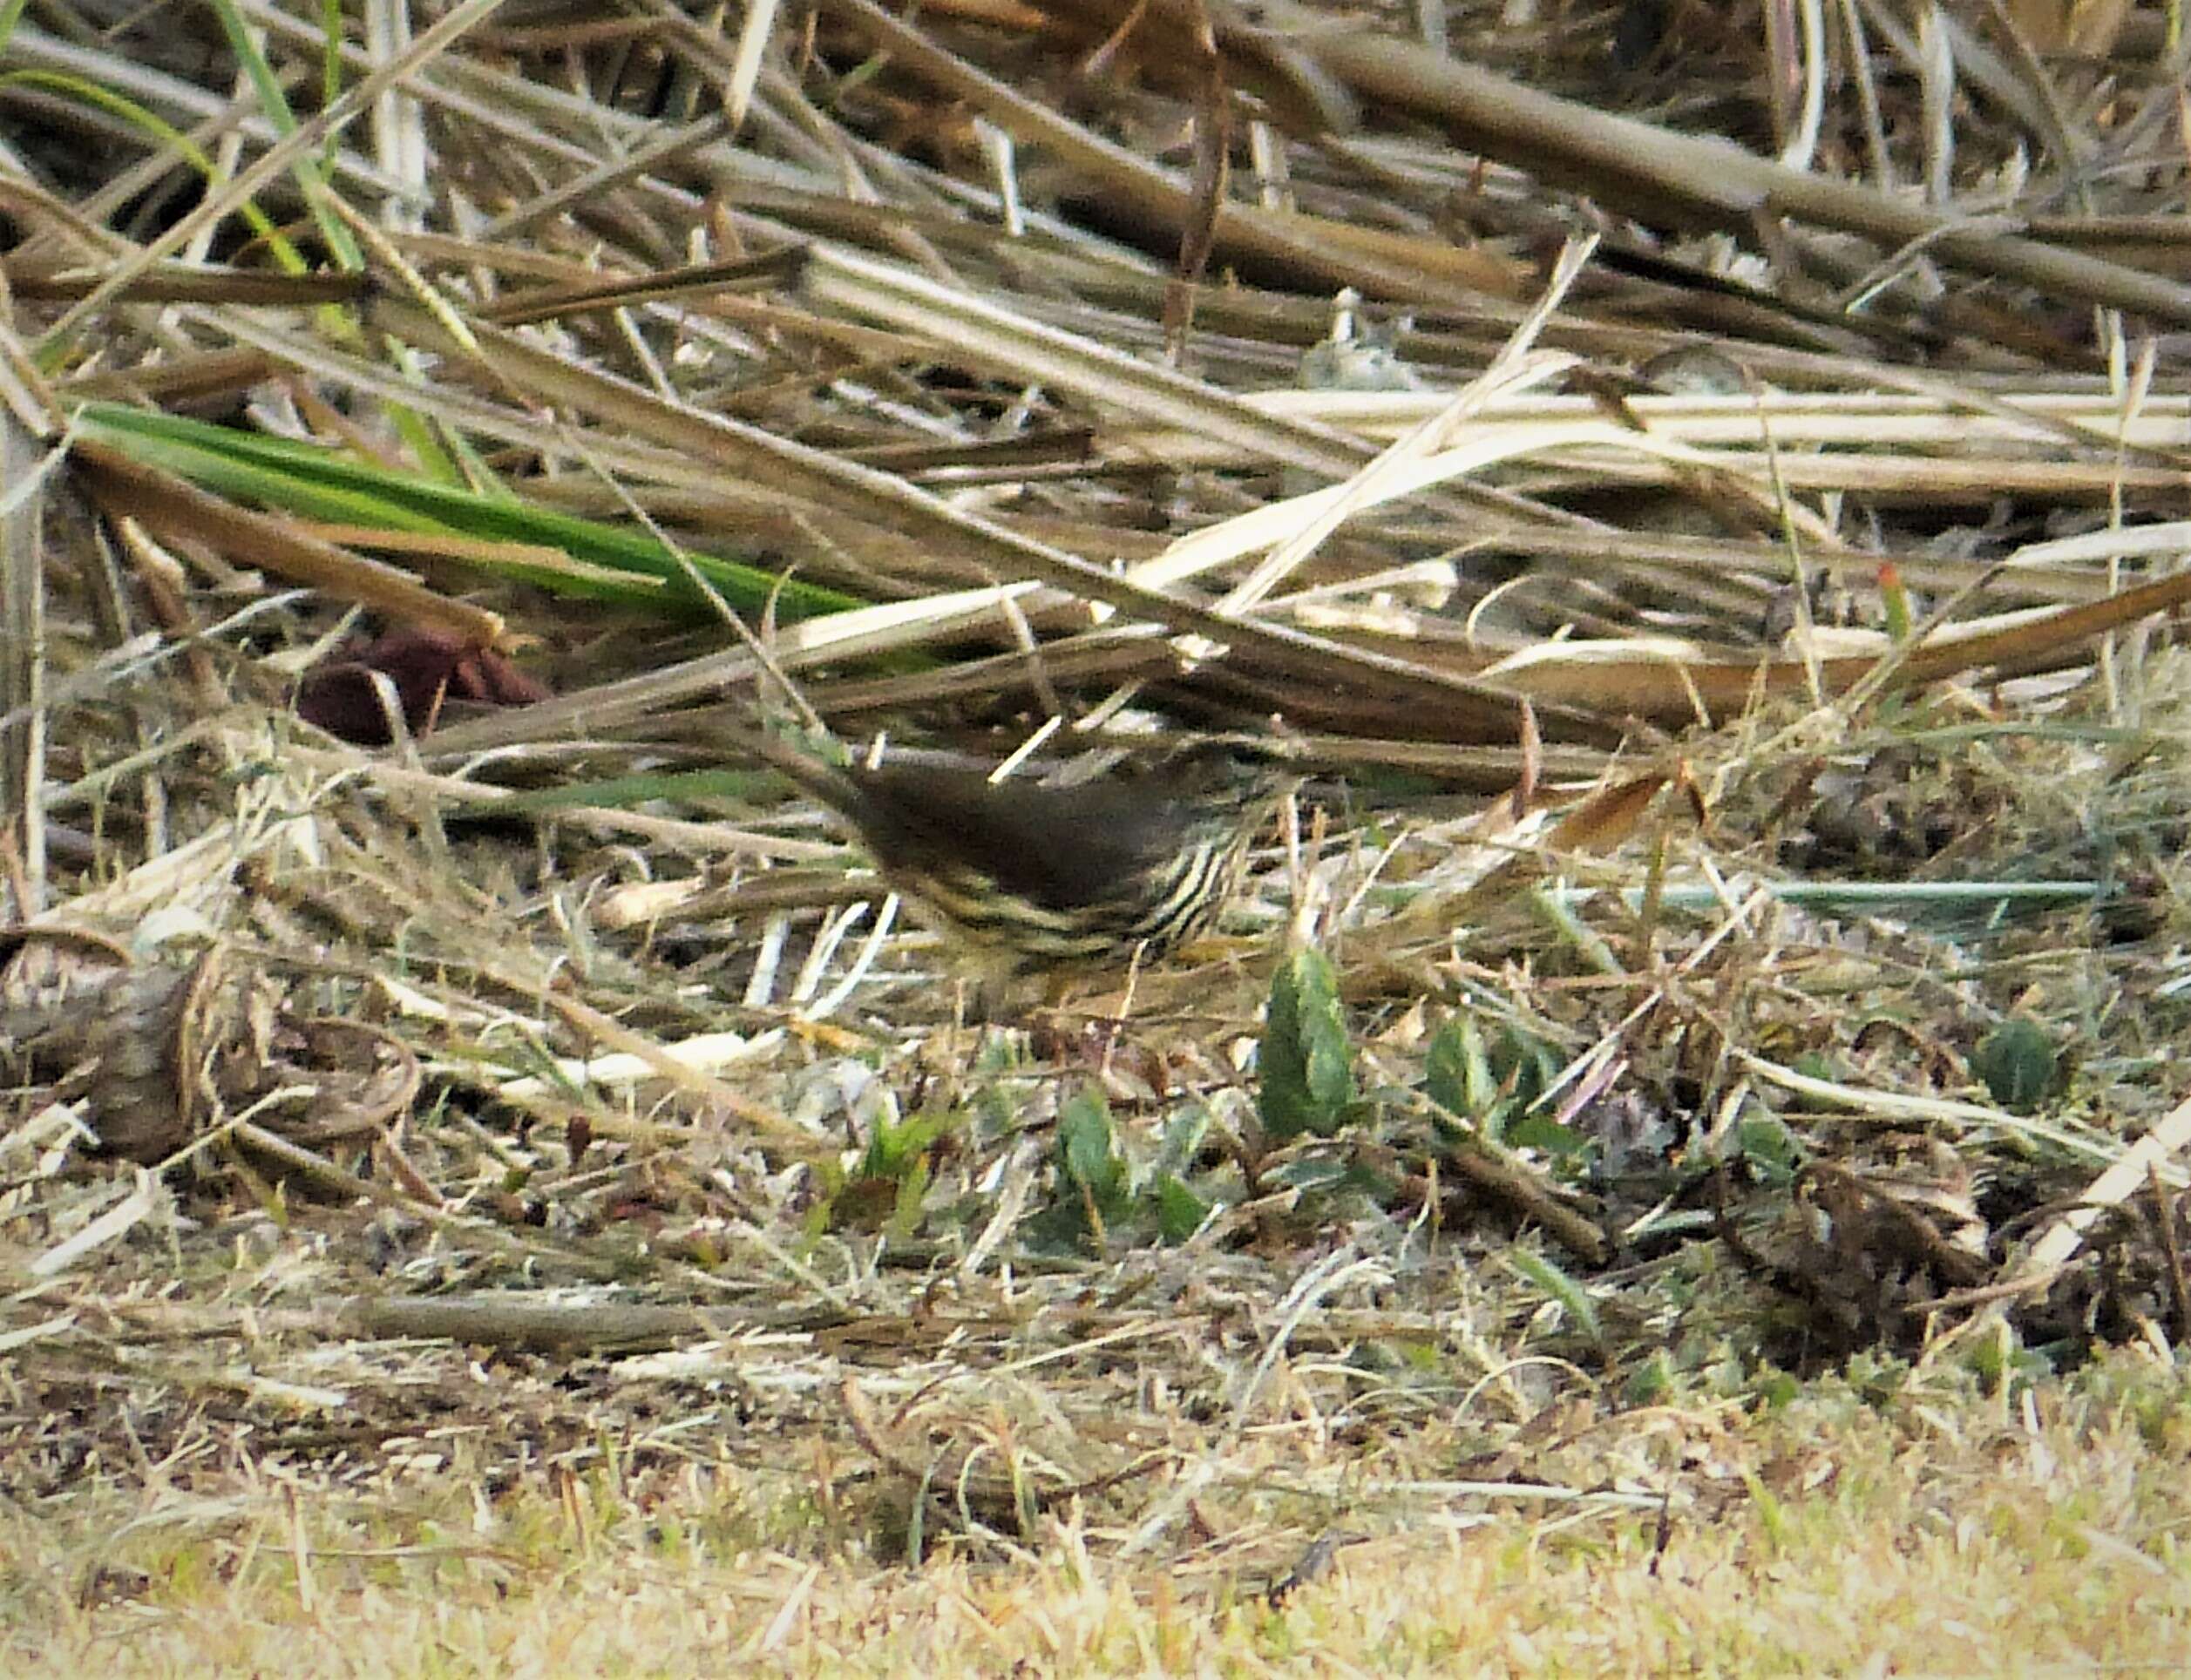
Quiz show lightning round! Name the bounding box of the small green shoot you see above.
[1971,1019,2061,1113]
[1424,1015,1570,1152]
[1259,948,1355,1141]
[1507,1247,1604,1345]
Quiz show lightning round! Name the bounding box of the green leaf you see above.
[1058,1088,1121,1198]
[1502,1109,1586,1157]
[1034,1086,1136,1251]
[1751,1368,1801,1409]
[1154,1104,1211,1180]
[1262,1156,1353,1194]
[1624,1351,1676,1406]
[206,0,363,271]
[1153,1174,1212,1244]
[887,1157,933,1242]
[1425,1016,1570,1151]
[1485,1028,1563,1142]
[1507,1248,1602,1343]
[1424,1017,1494,1121]
[0,71,302,281]
[1734,1113,1803,1187]
[1259,948,1355,1141]
[1971,1019,2060,1113]
[71,403,868,620]
[857,1107,956,1183]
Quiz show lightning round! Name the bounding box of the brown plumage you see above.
[723,725,1295,973]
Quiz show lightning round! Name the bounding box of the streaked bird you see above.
[720,724,1296,976]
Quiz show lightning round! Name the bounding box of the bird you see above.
[716,721,1299,978]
